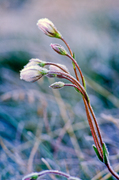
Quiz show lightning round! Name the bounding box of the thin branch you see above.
[65,52,104,150]
[61,37,80,81]
[83,98,103,158]
[106,161,119,180]
[88,103,103,147]
[61,37,73,57]
[67,54,84,86]
[23,170,82,180]
[48,71,103,157]
[48,71,86,98]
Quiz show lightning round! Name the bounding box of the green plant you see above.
[20,18,119,180]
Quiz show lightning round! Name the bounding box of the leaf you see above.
[82,76,86,90]
[93,145,103,162]
[72,61,76,69]
[73,52,75,59]
[103,143,109,164]
[72,52,76,69]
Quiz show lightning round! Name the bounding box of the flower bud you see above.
[50,43,68,55]
[20,65,48,82]
[49,64,69,73]
[25,59,46,68]
[37,18,62,38]
[50,81,65,89]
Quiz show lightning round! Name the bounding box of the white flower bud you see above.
[37,18,62,38]
[50,81,65,89]
[49,64,69,73]
[20,66,48,82]
[25,59,46,68]
[50,43,68,55]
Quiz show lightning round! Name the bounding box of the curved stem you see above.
[61,37,73,57]
[64,83,87,100]
[59,37,119,179]
[48,70,102,157]
[61,37,80,81]
[67,54,84,86]
[38,170,73,179]
[23,170,82,180]
[66,53,104,148]
[88,103,103,146]
[74,66,80,82]
[49,71,87,100]
[106,162,119,179]
[83,98,103,157]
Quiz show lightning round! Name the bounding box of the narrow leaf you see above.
[93,145,103,162]
[82,76,86,90]
[72,61,76,69]
[103,143,109,164]
[72,53,76,68]
[74,87,80,93]
[73,52,75,59]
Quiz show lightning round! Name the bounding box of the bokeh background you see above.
[0,0,119,180]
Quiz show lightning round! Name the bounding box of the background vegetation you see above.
[0,1,119,179]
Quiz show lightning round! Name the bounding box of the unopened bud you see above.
[49,64,69,73]
[20,65,48,82]
[37,18,62,38]
[50,43,68,55]
[25,58,46,68]
[50,81,65,89]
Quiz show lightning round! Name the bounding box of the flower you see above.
[25,58,46,68]
[50,43,68,55]
[37,18,62,38]
[49,64,69,73]
[20,65,48,82]
[50,81,65,89]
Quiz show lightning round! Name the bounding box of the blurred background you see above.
[0,0,119,179]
